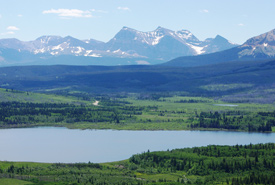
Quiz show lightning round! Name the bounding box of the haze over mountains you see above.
[0,26,237,66]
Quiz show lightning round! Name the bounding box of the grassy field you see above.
[128,95,275,112]
[0,178,33,185]
[0,88,94,105]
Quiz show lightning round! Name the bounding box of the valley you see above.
[0,88,274,132]
[1,49,275,184]
[1,2,275,183]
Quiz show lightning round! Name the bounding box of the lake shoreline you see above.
[0,123,273,133]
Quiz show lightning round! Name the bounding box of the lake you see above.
[0,127,274,163]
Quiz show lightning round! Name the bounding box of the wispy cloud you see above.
[43,9,93,18]
[1,26,20,35]
[117,7,131,11]
[7,26,20,31]
[18,14,23,17]
[0,14,2,18]
[201,9,209,13]
[238,23,245,26]
[90,9,108,14]
[0,31,15,35]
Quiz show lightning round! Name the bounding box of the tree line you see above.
[190,111,275,132]
[129,143,275,184]
[0,101,144,126]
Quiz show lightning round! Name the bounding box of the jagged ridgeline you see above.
[0,27,237,66]
[164,28,275,67]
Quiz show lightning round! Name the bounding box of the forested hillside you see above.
[1,59,275,103]
[0,143,274,184]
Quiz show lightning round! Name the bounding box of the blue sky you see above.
[1,0,275,44]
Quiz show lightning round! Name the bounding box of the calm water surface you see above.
[0,127,274,163]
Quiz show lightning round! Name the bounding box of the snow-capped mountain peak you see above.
[154,26,172,33]
[0,26,238,64]
[175,30,200,42]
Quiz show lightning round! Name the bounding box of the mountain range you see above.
[0,27,237,66]
[164,28,275,67]
[1,27,275,67]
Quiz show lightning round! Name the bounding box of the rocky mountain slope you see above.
[163,28,275,67]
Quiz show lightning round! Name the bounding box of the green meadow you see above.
[0,89,274,132]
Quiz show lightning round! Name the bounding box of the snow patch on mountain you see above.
[176,30,196,41]
[75,47,84,54]
[113,49,121,53]
[152,35,164,45]
[89,53,101,57]
[50,51,59,55]
[52,44,65,51]
[186,43,206,55]
[84,50,102,57]
[34,48,46,54]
